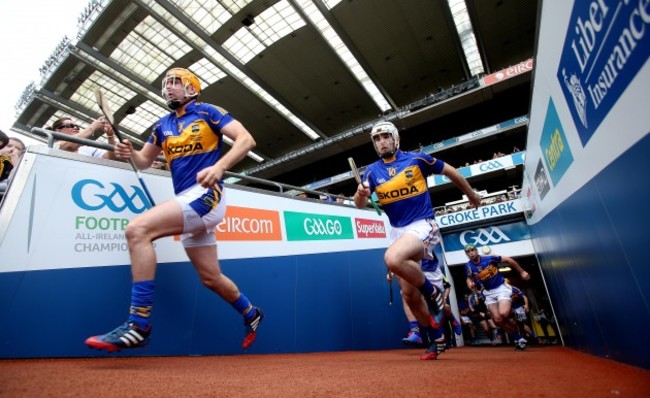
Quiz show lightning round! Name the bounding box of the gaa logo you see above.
[71,179,151,213]
[460,226,511,246]
[479,161,503,172]
[304,218,343,236]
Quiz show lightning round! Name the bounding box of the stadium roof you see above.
[12,0,537,180]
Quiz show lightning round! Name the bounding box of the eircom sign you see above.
[483,59,534,85]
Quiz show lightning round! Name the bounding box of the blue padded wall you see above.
[0,249,409,358]
[530,133,650,369]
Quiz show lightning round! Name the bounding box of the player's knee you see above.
[199,270,225,291]
[200,277,215,290]
[384,256,401,272]
[125,220,152,242]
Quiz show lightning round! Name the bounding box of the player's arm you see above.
[441,276,451,304]
[197,120,256,188]
[353,169,372,209]
[466,272,476,291]
[443,284,451,303]
[440,163,481,208]
[501,255,530,281]
[523,294,530,313]
[353,181,372,209]
[467,294,475,312]
[115,140,160,170]
[216,120,256,171]
[465,265,476,290]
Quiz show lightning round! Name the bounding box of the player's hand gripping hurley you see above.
[94,88,156,207]
[348,157,381,215]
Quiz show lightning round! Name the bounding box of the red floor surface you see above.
[1,346,648,397]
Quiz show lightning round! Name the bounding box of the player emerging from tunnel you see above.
[464,243,530,350]
[353,121,480,360]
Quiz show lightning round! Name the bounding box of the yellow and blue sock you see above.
[128,280,155,330]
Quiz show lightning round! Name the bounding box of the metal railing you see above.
[29,127,356,205]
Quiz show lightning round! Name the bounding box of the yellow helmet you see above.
[161,68,201,109]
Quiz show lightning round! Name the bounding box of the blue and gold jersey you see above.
[465,255,505,291]
[468,291,486,312]
[421,256,439,272]
[511,286,526,309]
[148,101,234,194]
[362,150,444,227]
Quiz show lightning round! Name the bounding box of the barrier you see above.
[0,145,404,358]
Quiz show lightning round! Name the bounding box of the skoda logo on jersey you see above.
[192,124,200,133]
[71,179,152,213]
[460,227,511,246]
[304,218,343,236]
[479,161,504,172]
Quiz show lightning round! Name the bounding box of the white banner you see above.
[444,240,536,266]
[0,150,389,272]
[437,200,523,229]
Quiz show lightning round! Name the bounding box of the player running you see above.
[354,121,480,360]
[464,244,530,350]
[85,68,263,352]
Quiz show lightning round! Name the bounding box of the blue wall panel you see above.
[530,133,650,369]
[0,249,408,358]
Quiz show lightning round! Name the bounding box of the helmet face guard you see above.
[370,121,399,159]
[161,68,201,109]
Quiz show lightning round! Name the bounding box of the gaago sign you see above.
[284,211,354,241]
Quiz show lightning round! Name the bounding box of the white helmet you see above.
[370,121,400,158]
